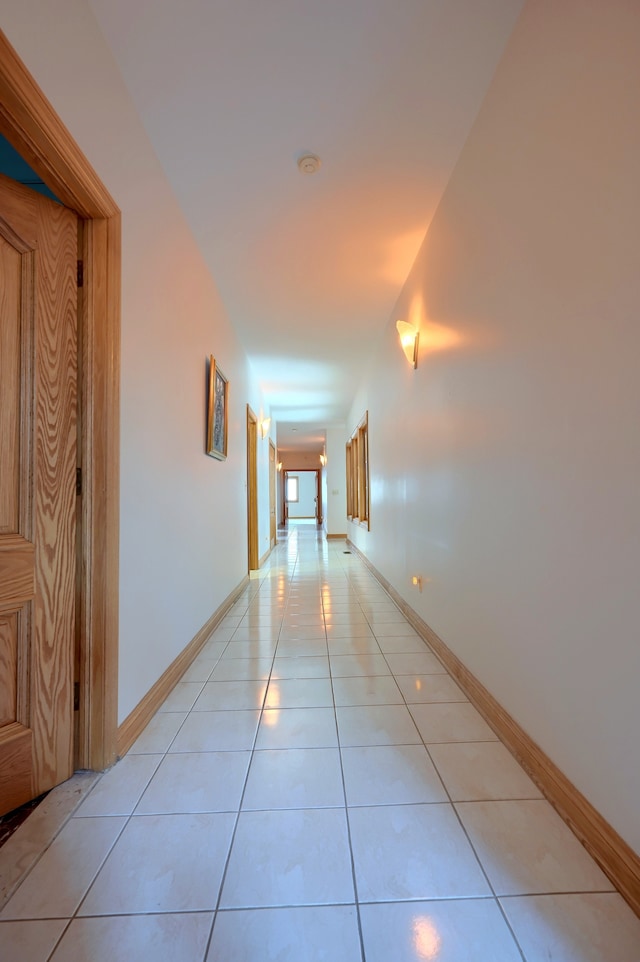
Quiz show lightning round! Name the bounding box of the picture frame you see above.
[206,355,229,460]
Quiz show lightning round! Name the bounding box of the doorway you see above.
[0,35,120,791]
[283,469,322,524]
[246,406,259,571]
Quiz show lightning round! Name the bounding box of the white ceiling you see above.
[88,0,523,449]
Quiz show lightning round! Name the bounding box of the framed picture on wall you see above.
[206,355,229,460]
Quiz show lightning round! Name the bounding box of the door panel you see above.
[247,407,258,570]
[0,174,77,815]
[269,441,276,548]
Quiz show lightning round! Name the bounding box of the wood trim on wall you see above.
[326,533,347,541]
[246,406,259,571]
[347,539,640,918]
[0,30,120,772]
[258,546,273,569]
[117,576,250,756]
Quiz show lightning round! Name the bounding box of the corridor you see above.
[1,525,638,961]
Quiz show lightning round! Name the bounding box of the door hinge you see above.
[74,682,80,712]
[76,467,82,496]
[77,259,84,287]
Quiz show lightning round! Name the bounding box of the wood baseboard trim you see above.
[258,546,273,568]
[116,576,250,756]
[347,539,640,917]
[326,533,347,541]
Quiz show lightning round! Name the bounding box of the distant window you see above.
[286,476,299,502]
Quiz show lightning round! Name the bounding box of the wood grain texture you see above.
[0,235,21,533]
[0,614,18,726]
[0,723,33,814]
[269,441,276,548]
[247,407,259,571]
[30,195,77,794]
[0,537,34,609]
[0,31,121,774]
[347,539,640,918]
[76,216,121,772]
[0,31,117,219]
[117,576,250,757]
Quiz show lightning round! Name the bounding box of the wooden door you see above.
[269,441,276,549]
[0,174,77,815]
[246,406,258,570]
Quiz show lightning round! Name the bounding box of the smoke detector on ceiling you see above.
[297,153,321,175]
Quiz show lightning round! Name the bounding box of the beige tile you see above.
[74,754,162,816]
[180,658,219,682]
[384,652,446,675]
[169,710,260,752]
[371,623,420,638]
[376,636,433,654]
[207,627,235,643]
[271,656,330,679]
[79,813,235,914]
[409,703,498,743]
[158,681,202,712]
[199,639,230,659]
[220,809,354,908]
[243,748,344,810]
[360,899,522,962]
[282,614,325,626]
[333,675,403,706]
[428,742,543,801]
[324,612,369,625]
[0,816,126,919]
[209,658,273,681]
[239,614,281,627]
[325,623,375,639]
[395,673,467,703]
[207,905,361,961]
[127,712,187,754]
[329,654,391,677]
[0,772,99,911]
[192,680,267,710]
[349,804,490,901]
[221,639,278,658]
[336,705,421,747]
[456,800,615,895]
[136,751,251,813]
[275,640,328,657]
[500,893,640,962]
[256,707,338,750]
[51,913,213,962]
[0,919,68,962]
[326,636,381,655]
[265,678,333,709]
[342,744,447,806]
[365,610,407,623]
[279,626,326,642]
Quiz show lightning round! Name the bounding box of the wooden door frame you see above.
[268,439,276,550]
[0,31,120,771]
[246,406,259,571]
[283,468,321,523]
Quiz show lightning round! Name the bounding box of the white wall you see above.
[349,0,640,855]
[1,0,268,723]
[325,424,347,536]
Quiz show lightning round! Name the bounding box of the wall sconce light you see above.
[259,417,271,439]
[320,454,327,467]
[276,461,283,472]
[396,320,419,369]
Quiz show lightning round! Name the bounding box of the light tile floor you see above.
[1,524,639,961]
